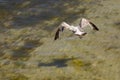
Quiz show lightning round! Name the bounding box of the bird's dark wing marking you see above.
[89,22,99,31]
[61,26,64,32]
[54,28,60,40]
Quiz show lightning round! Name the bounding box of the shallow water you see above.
[0,0,120,80]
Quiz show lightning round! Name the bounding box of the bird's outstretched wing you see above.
[79,18,99,31]
[54,22,71,40]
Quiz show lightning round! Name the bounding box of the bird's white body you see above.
[61,22,85,35]
[74,27,85,35]
[68,26,84,35]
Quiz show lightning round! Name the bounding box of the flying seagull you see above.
[54,18,99,40]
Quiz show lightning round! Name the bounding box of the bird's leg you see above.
[82,32,87,36]
[78,33,87,39]
[79,36,83,39]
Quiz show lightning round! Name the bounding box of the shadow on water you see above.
[38,57,75,68]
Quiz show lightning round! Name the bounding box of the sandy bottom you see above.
[0,0,120,80]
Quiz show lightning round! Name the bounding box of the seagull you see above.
[54,18,99,40]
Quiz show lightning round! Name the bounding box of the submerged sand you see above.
[0,0,120,80]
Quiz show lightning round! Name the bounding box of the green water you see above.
[0,0,120,80]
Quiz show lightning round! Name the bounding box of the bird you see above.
[54,18,99,40]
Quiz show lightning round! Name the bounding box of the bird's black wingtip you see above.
[54,37,58,40]
[54,28,60,41]
[89,22,99,31]
[94,27,99,31]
